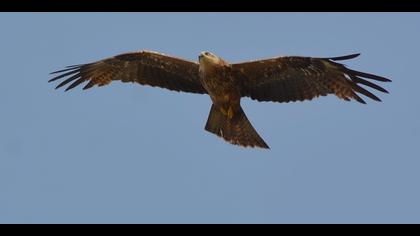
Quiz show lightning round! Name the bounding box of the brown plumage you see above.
[234,53,390,104]
[49,51,205,94]
[49,50,391,149]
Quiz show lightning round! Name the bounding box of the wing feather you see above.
[55,72,81,89]
[233,53,391,104]
[49,51,206,94]
[349,75,388,93]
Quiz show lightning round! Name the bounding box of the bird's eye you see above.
[205,52,210,56]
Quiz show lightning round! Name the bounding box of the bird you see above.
[49,50,391,149]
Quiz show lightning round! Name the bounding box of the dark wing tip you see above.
[347,69,391,82]
[354,95,367,104]
[350,75,389,94]
[82,80,96,90]
[260,143,270,149]
[352,83,383,102]
[65,64,85,68]
[64,78,86,92]
[49,66,81,75]
[328,53,361,61]
[49,64,87,91]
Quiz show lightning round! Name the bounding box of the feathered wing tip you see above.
[345,68,392,82]
[327,53,361,61]
[347,71,391,104]
[323,54,392,104]
[49,63,92,76]
[48,63,96,91]
[325,53,391,82]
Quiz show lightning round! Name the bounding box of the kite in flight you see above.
[49,50,391,149]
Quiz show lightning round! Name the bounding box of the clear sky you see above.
[0,13,419,223]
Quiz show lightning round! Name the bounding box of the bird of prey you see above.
[49,50,391,149]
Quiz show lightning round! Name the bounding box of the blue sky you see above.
[0,13,419,223]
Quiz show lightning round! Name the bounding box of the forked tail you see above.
[204,104,269,149]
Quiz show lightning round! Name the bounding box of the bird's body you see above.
[199,52,241,118]
[49,50,391,149]
[198,51,268,148]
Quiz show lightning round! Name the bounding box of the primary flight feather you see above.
[49,50,391,149]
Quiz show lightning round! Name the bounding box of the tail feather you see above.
[205,105,269,149]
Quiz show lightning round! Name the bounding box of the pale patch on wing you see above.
[343,73,351,80]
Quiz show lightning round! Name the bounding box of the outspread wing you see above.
[233,53,391,104]
[49,51,206,94]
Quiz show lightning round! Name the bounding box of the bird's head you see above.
[199,51,228,73]
[199,51,220,65]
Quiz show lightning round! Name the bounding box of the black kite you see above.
[49,51,391,149]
